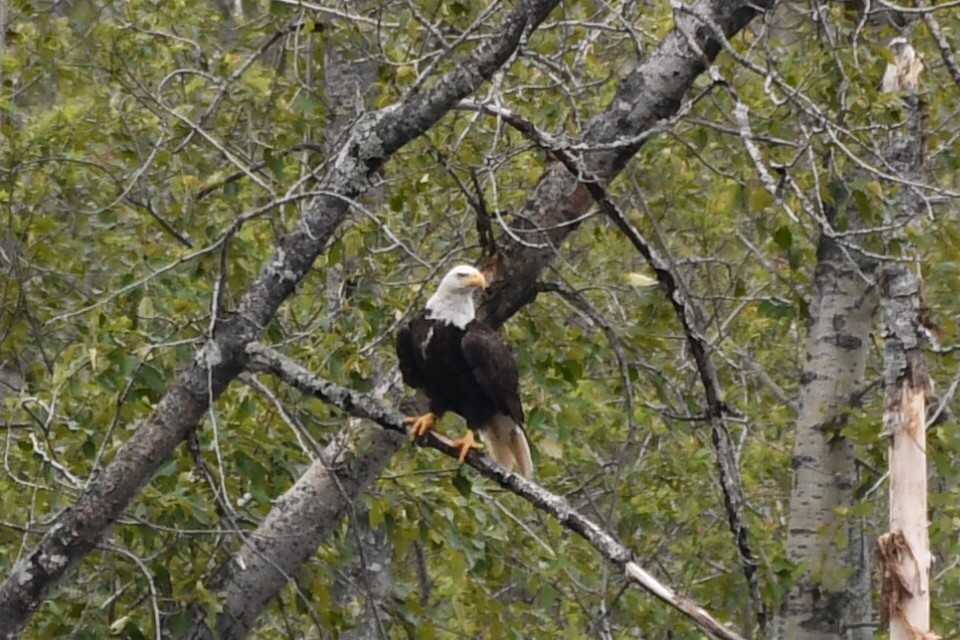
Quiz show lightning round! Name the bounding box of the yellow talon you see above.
[450,430,483,463]
[404,412,437,440]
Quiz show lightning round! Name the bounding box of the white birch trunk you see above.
[779,235,875,639]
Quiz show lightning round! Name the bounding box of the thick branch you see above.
[0,1,561,635]
[245,343,748,640]
[923,11,960,91]
[480,0,774,328]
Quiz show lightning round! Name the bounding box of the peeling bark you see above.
[877,266,932,640]
[0,1,561,636]
[876,41,933,640]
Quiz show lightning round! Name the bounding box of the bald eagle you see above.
[396,265,533,477]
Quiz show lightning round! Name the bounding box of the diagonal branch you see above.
[923,9,960,91]
[569,166,768,634]
[245,342,749,640]
[0,1,562,635]
[465,102,767,633]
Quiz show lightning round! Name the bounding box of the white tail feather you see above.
[485,414,534,478]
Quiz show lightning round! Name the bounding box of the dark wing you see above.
[396,323,426,389]
[461,322,524,425]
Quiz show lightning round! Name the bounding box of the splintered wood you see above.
[878,533,938,640]
[878,265,935,640]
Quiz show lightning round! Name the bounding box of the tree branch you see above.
[478,0,775,328]
[244,342,749,640]
[923,10,960,91]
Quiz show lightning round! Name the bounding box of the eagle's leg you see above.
[404,412,437,440]
[450,430,483,463]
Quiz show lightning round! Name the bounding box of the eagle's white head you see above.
[425,265,487,328]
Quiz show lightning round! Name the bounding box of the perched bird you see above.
[396,265,533,477]
[881,37,924,94]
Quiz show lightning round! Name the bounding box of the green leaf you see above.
[451,470,472,499]
[538,437,564,460]
[773,225,792,250]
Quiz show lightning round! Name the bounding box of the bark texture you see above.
[878,266,932,640]
[876,45,931,640]
[186,424,403,640]
[0,2,561,636]
[781,38,926,640]
[780,228,876,639]
[483,0,775,328]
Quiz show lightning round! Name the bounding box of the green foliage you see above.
[2,1,959,638]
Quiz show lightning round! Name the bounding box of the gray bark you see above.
[0,2,561,636]
[780,44,926,640]
[482,0,775,328]
[780,226,876,639]
[187,423,402,639]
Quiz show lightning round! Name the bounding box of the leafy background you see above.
[2,0,959,637]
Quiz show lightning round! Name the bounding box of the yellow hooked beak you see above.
[464,272,487,289]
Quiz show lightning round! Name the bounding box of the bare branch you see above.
[245,342,750,640]
[463,99,768,633]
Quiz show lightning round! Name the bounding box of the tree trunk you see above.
[780,228,876,640]
[877,266,932,640]
[876,38,932,640]
[781,34,928,640]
